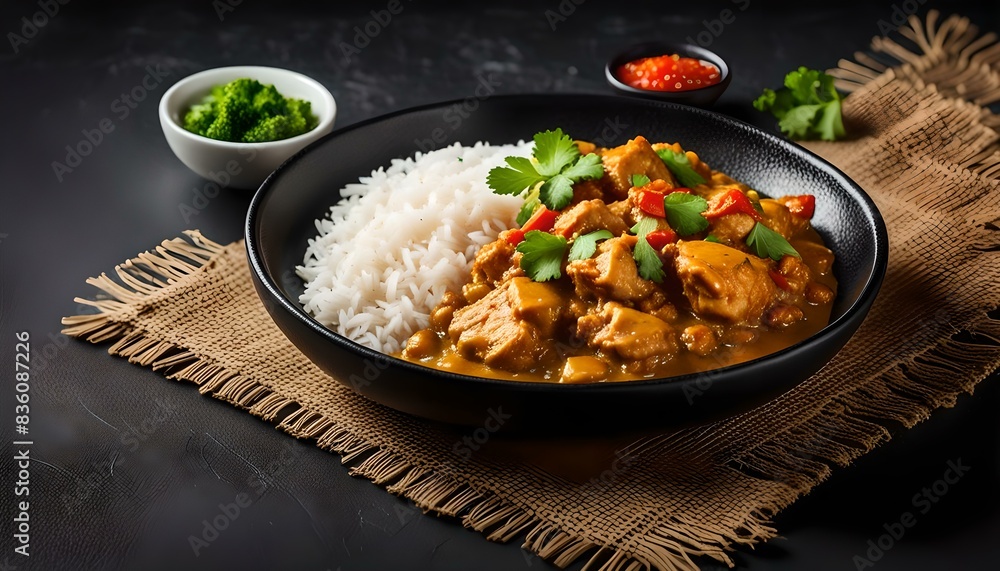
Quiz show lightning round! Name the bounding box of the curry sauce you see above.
[397,135,837,383]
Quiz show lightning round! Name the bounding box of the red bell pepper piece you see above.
[637,191,666,218]
[637,187,693,218]
[506,229,525,245]
[521,205,558,233]
[703,189,763,221]
[769,270,791,291]
[645,228,678,250]
[785,194,816,219]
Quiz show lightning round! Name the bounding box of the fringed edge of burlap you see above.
[830,10,1000,106]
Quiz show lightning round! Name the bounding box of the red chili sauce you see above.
[616,54,722,92]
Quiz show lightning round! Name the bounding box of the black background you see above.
[1,0,998,569]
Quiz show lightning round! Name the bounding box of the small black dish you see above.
[605,41,731,107]
[245,94,887,434]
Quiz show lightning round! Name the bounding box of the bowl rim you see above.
[245,93,888,393]
[605,41,731,96]
[158,64,337,149]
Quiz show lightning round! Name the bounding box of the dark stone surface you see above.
[0,1,997,569]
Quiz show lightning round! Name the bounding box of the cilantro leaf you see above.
[663,193,709,236]
[629,217,665,283]
[778,104,823,139]
[746,222,800,261]
[656,148,706,188]
[539,174,575,211]
[487,156,544,196]
[516,184,542,226]
[753,66,846,141]
[561,152,604,181]
[489,129,606,212]
[816,97,845,142]
[631,173,651,188]
[704,234,721,243]
[532,128,580,177]
[516,230,568,282]
[568,229,613,261]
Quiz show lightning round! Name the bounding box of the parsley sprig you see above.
[753,67,846,141]
[630,173,651,188]
[663,193,710,236]
[656,148,706,188]
[568,230,613,261]
[488,129,604,211]
[746,222,800,261]
[630,217,665,283]
[516,230,568,282]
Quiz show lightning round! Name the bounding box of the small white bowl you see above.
[159,66,336,190]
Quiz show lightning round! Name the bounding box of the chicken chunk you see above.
[599,136,675,199]
[469,234,522,286]
[566,237,655,303]
[705,213,756,245]
[675,240,778,324]
[553,199,630,238]
[760,199,809,240]
[577,302,678,360]
[447,277,561,371]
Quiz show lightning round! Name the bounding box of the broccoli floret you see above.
[182,100,217,135]
[251,84,288,118]
[287,98,318,132]
[182,77,319,143]
[242,115,293,143]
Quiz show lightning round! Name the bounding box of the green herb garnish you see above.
[663,193,710,236]
[630,173,651,188]
[656,148,706,188]
[516,230,568,282]
[488,129,604,211]
[515,184,542,226]
[630,217,665,283]
[746,222,800,261]
[568,229,613,262]
[753,67,846,141]
[704,234,721,243]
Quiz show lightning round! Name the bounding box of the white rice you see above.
[298,141,530,353]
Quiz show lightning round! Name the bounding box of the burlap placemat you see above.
[63,13,999,570]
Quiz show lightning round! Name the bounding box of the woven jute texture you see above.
[64,13,999,570]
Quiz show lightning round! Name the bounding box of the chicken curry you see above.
[398,131,836,383]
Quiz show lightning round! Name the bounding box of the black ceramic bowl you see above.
[246,94,887,433]
[606,41,731,107]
